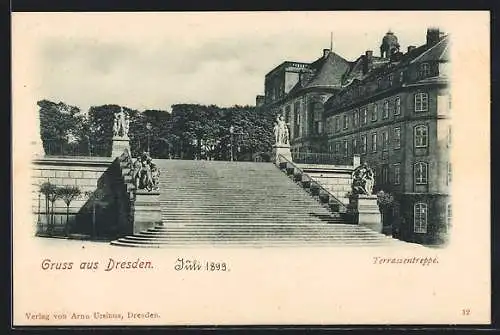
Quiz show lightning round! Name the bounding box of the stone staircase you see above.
[111,160,406,248]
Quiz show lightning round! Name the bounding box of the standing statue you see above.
[351,162,375,196]
[123,113,130,138]
[113,114,120,137]
[274,114,289,145]
[113,107,129,137]
[273,122,280,144]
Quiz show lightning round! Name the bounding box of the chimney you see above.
[363,50,373,74]
[256,95,265,107]
[323,48,331,58]
[426,28,441,46]
[407,45,416,53]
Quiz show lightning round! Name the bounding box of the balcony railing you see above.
[43,140,111,157]
[291,152,352,166]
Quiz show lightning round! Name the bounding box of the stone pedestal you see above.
[272,144,292,165]
[133,190,162,234]
[349,194,382,233]
[111,136,130,158]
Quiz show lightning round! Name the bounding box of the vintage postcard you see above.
[12,11,490,326]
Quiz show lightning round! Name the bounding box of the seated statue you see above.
[130,152,159,191]
[351,162,375,196]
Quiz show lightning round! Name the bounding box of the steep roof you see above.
[411,35,450,63]
[305,51,351,88]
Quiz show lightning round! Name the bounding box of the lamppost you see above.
[146,122,152,154]
[229,125,234,162]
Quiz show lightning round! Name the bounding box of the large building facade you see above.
[260,49,351,153]
[259,28,451,245]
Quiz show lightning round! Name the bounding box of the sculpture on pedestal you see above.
[273,114,289,145]
[113,107,129,138]
[351,162,375,196]
[130,152,160,192]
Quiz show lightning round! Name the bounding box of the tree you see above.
[38,100,87,155]
[56,185,81,236]
[39,182,57,234]
[377,190,396,235]
[40,182,60,235]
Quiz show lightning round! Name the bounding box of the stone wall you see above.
[31,157,113,236]
[298,164,353,206]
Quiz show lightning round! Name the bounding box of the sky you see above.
[14,11,464,114]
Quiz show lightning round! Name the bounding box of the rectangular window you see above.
[353,110,359,127]
[388,74,393,86]
[399,71,404,82]
[343,140,348,157]
[383,100,389,119]
[414,203,428,233]
[335,116,340,132]
[381,165,389,184]
[393,164,401,184]
[414,125,428,148]
[294,103,301,138]
[395,97,401,115]
[415,93,429,112]
[335,142,341,154]
[382,131,389,151]
[352,138,358,154]
[415,162,428,185]
[371,133,377,153]
[361,135,367,154]
[419,63,431,77]
[394,127,401,149]
[361,108,368,125]
[371,104,378,122]
[343,114,349,130]
[286,106,292,123]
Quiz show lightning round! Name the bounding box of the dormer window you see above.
[419,63,431,78]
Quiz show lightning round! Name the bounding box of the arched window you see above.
[414,162,428,185]
[414,125,428,148]
[414,203,428,233]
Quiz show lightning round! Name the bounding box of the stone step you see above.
[159,219,339,224]
[113,238,396,246]
[110,240,396,248]
[121,236,389,243]
[143,225,375,232]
